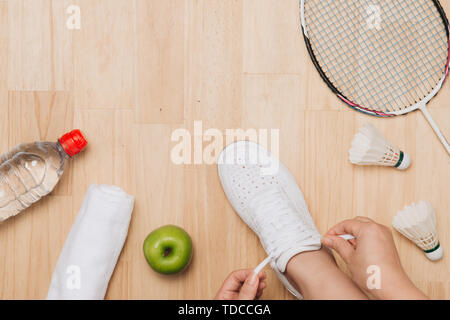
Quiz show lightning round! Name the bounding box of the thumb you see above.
[322,235,355,263]
[238,272,259,300]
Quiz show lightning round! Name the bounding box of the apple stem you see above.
[163,247,172,257]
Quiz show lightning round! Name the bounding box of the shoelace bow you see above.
[249,187,317,264]
[249,187,355,275]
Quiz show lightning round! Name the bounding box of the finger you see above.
[231,269,254,282]
[238,272,259,300]
[256,282,267,299]
[325,219,368,238]
[256,288,265,299]
[233,269,266,283]
[258,280,267,289]
[258,271,267,281]
[220,270,253,292]
[354,216,374,223]
[322,235,355,263]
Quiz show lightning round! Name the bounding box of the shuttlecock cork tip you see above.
[425,244,443,261]
[396,152,411,170]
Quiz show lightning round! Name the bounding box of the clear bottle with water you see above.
[0,130,87,222]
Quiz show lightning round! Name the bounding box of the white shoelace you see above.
[254,233,355,274]
[249,187,355,275]
[249,187,319,262]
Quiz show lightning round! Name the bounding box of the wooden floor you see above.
[0,0,449,300]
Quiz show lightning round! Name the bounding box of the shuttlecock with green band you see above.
[393,201,443,261]
[349,123,411,170]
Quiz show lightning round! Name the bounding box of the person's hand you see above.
[322,217,427,300]
[215,269,267,300]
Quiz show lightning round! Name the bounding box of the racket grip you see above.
[420,106,450,155]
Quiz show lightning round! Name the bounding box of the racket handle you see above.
[419,106,450,155]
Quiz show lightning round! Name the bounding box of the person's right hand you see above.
[322,217,428,300]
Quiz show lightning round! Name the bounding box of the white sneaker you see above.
[217,141,322,299]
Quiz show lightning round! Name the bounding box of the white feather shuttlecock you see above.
[393,201,442,261]
[349,124,411,170]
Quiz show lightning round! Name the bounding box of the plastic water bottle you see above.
[0,130,87,222]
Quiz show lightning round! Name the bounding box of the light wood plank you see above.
[8,0,73,90]
[0,0,8,150]
[441,1,450,18]
[135,0,184,124]
[73,0,135,108]
[243,0,303,74]
[184,0,244,129]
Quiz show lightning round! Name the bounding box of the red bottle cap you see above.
[59,130,87,157]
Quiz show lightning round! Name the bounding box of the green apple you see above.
[143,225,193,275]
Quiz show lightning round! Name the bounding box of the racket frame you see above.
[300,0,450,117]
[300,0,450,153]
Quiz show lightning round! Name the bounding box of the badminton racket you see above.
[300,0,450,154]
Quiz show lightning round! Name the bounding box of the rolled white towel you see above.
[47,184,134,300]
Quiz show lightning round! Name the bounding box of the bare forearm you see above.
[286,248,368,300]
[369,270,428,300]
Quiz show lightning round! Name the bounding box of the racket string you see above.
[307,1,407,111]
[308,1,445,110]
[308,0,444,110]
[303,0,449,113]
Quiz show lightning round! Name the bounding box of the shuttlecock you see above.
[349,124,411,170]
[393,201,442,261]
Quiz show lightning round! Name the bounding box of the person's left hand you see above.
[215,269,267,300]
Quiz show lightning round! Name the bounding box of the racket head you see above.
[300,0,450,117]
